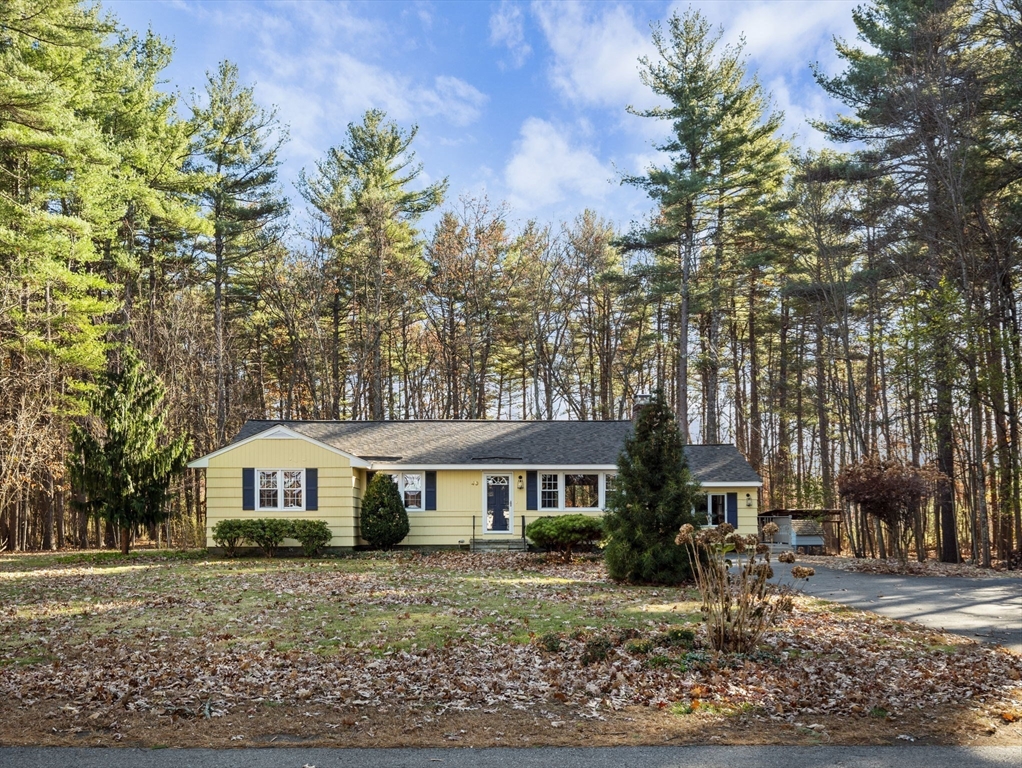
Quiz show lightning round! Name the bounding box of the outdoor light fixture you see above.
[517,475,524,490]
[746,493,752,507]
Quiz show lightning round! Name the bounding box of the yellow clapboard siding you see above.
[205,438,355,547]
[200,435,761,547]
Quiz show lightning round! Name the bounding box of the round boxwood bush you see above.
[246,518,292,558]
[290,519,333,556]
[211,519,248,557]
[360,474,409,549]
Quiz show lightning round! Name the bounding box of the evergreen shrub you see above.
[360,474,410,549]
[603,391,700,584]
[290,519,333,556]
[244,518,292,558]
[525,514,603,561]
[211,518,334,557]
[211,519,248,557]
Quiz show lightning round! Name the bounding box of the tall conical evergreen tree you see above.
[68,348,190,553]
[603,391,701,584]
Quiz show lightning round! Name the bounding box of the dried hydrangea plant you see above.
[675,522,814,654]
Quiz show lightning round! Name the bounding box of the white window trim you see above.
[256,468,306,512]
[539,472,560,511]
[386,472,425,511]
[694,492,727,528]
[538,472,616,511]
[603,473,618,509]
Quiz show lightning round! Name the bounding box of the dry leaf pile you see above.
[799,556,1022,579]
[1,551,1020,741]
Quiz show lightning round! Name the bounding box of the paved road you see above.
[1,746,1020,768]
[772,561,1022,653]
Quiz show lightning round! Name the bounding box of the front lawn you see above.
[1,550,1019,748]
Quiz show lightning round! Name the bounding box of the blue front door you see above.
[486,475,511,533]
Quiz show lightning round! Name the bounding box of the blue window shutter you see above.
[306,468,318,510]
[526,471,537,510]
[726,492,738,527]
[425,471,437,510]
[242,468,255,510]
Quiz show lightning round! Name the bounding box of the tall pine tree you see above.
[300,110,446,419]
[191,61,288,444]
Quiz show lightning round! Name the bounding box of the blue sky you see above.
[103,0,861,233]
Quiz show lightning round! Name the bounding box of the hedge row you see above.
[211,518,332,558]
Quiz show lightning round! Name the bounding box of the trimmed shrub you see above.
[212,519,249,557]
[360,474,409,549]
[246,518,292,558]
[526,514,604,561]
[290,519,333,556]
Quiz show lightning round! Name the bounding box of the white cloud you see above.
[675,1,858,75]
[532,1,656,111]
[490,1,532,68]
[421,76,488,126]
[505,118,612,209]
[254,29,486,129]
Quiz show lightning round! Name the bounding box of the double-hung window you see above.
[538,472,615,509]
[540,473,559,509]
[401,473,422,510]
[387,473,424,511]
[257,469,305,511]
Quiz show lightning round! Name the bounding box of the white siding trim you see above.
[698,481,762,488]
[187,425,372,469]
[370,463,619,471]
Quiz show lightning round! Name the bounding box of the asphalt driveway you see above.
[772,561,1022,653]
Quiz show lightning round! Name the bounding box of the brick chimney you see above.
[631,393,651,421]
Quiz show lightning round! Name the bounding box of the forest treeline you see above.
[1,0,1019,565]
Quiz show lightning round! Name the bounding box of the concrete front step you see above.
[470,538,528,552]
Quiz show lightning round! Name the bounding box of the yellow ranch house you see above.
[187,420,763,551]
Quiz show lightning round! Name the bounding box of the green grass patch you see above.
[0,551,708,668]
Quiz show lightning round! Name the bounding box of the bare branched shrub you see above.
[838,456,945,568]
[676,523,814,654]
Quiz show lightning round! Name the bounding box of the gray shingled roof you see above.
[229,420,761,485]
